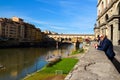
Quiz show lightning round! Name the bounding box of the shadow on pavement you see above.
[112,58,120,73]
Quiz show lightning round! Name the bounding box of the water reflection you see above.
[0,48,48,80]
[0,44,75,80]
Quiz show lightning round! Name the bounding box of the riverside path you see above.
[65,42,120,80]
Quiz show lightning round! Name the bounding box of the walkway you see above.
[113,46,120,73]
[65,43,120,80]
[114,46,120,62]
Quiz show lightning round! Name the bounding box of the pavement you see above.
[65,43,120,80]
[113,46,120,73]
[114,46,120,62]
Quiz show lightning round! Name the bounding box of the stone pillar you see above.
[113,19,119,45]
[73,42,80,49]
[107,24,111,40]
[106,28,108,37]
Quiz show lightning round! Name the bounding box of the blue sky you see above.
[0,0,97,34]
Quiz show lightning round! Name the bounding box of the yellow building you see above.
[0,18,23,40]
[35,28,42,42]
[0,17,43,42]
[24,23,35,41]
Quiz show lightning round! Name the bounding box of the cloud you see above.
[0,8,49,26]
[24,16,95,34]
[87,0,97,2]
[50,25,67,30]
[21,16,48,24]
[20,16,68,31]
[0,0,97,34]
[0,11,20,18]
[59,1,80,16]
[35,0,59,6]
[35,0,50,4]
[39,8,58,15]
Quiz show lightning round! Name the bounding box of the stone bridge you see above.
[48,34,95,43]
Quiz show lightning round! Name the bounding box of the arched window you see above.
[98,21,100,26]
[105,14,109,21]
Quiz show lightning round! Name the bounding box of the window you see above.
[105,14,109,21]
[101,1,104,11]
[110,25,113,41]
[98,21,100,26]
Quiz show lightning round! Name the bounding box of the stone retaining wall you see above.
[65,44,120,80]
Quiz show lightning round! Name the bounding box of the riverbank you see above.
[0,40,57,48]
[23,58,78,80]
[23,45,86,80]
[0,40,73,49]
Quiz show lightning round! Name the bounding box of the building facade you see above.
[94,0,120,45]
[0,18,24,40]
[0,17,42,42]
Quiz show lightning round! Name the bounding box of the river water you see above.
[0,44,77,80]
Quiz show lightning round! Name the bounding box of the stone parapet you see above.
[65,43,120,80]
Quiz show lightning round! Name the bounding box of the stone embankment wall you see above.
[65,43,120,80]
[0,40,57,48]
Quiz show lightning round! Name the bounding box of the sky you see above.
[0,0,97,34]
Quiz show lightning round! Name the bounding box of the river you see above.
[0,44,77,80]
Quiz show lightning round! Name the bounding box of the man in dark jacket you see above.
[96,34,115,61]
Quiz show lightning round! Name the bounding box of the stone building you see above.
[0,17,42,42]
[0,18,25,40]
[36,28,42,42]
[94,0,120,45]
